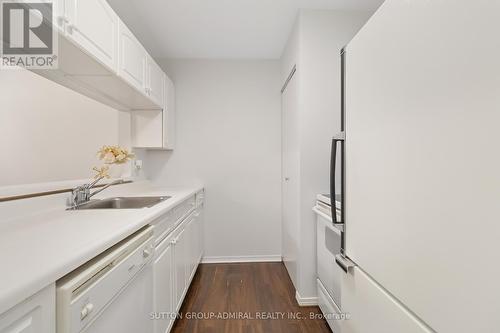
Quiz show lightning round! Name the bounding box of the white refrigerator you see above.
[334,1,500,332]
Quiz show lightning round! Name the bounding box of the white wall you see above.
[281,10,373,300]
[0,70,136,189]
[146,59,282,261]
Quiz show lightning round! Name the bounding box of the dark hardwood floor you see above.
[171,262,332,333]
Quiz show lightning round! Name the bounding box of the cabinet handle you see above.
[57,15,69,24]
[335,254,356,273]
[81,303,94,320]
[67,23,78,34]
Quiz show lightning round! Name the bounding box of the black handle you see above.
[331,138,337,222]
[331,138,339,222]
[331,134,345,224]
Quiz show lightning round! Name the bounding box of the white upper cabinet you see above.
[118,21,148,94]
[131,75,175,150]
[31,0,174,139]
[52,0,65,33]
[64,0,119,72]
[146,57,165,107]
[163,75,176,149]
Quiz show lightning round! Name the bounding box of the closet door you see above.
[281,68,300,289]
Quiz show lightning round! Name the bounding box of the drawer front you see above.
[316,213,342,307]
[173,196,195,225]
[196,190,205,207]
[153,195,196,245]
[317,279,342,333]
[153,210,175,246]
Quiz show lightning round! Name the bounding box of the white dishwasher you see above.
[56,226,155,333]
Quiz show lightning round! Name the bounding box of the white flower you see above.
[103,152,116,164]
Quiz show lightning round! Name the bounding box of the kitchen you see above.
[0,1,498,333]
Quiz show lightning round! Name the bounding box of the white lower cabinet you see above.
[152,193,204,333]
[185,216,200,284]
[0,284,55,333]
[173,226,187,313]
[153,237,174,333]
[317,279,342,333]
[341,267,432,333]
[0,194,203,333]
[183,219,193,288]
[192,210,203,271]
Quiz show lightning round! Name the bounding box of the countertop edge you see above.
[0,185,204,315]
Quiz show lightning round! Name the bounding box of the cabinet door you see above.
[163,76,176,149]
[147,57,165,107]
[316,213,342,308]
[153,240,174,333]
[197,206,204,262]
[173,229,186,312]
[184,219,195,284]
[0,284,55,333]
[52,0,65,33]
[65,0,118,72]
[118,21,147,94]
[193,210,203,266]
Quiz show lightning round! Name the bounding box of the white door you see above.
[64,0,118,71]
[118,21,147,94]
[153,238,174,333]
[281,68,300,288]
[344,1,500,332]
[173,228,186,312]
[147,57,165,107]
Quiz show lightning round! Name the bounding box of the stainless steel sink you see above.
[71,196,171,210]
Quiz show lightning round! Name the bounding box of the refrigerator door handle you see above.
[335,254,356,273]
[331,132,345,223]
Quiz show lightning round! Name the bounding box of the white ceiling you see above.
[107,0,383,59]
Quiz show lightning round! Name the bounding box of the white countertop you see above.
[0,181,203,314]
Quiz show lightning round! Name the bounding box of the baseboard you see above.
[201,255,282,264]
[295,291,318,306]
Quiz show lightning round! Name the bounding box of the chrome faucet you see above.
[69,177,124,207]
